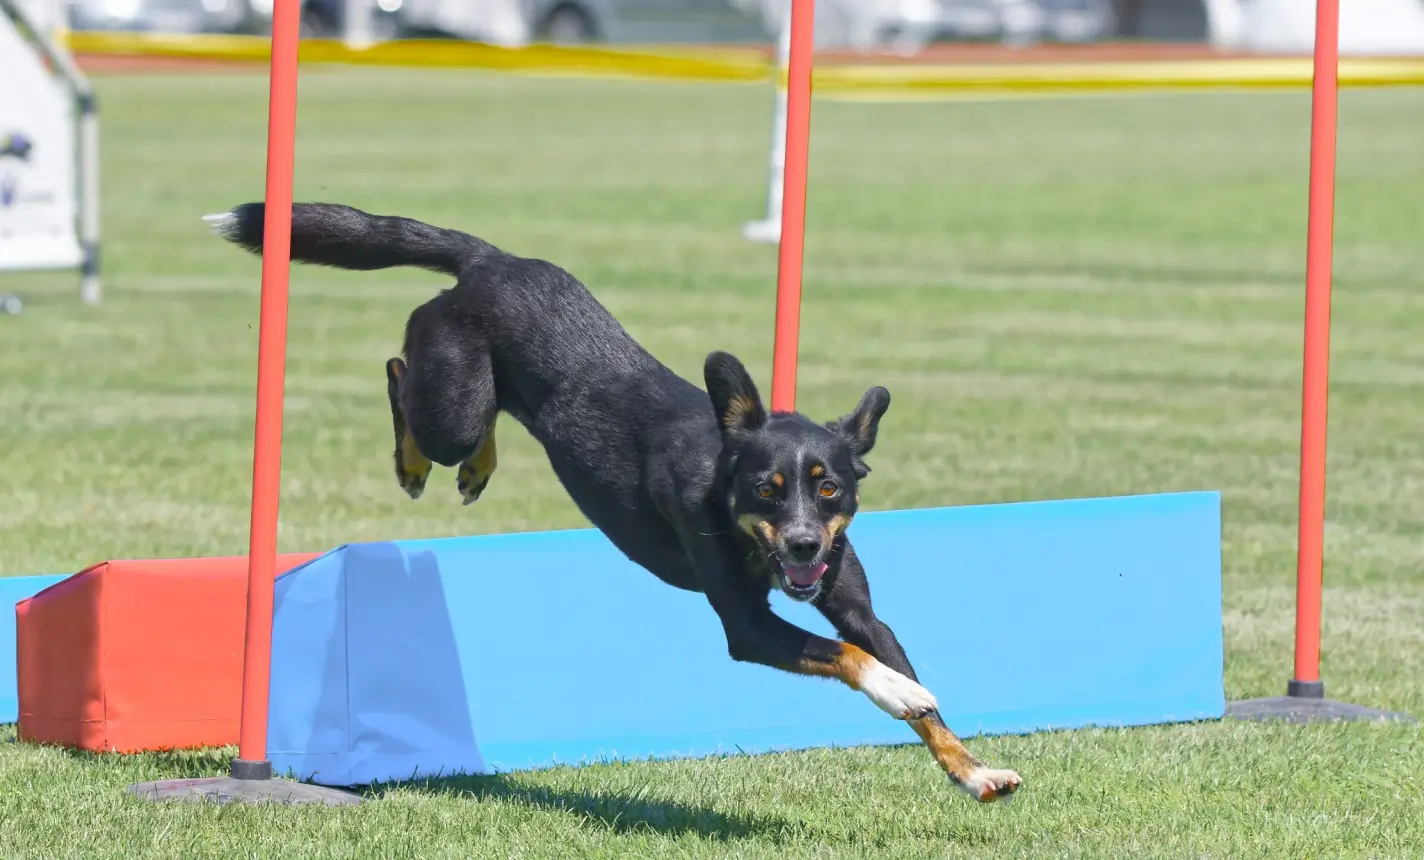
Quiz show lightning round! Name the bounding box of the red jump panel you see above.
[16,553,319,752]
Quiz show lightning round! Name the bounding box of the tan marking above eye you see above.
[810,464,824,478]
[771,473,785,487]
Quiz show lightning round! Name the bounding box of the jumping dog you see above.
[204,202,1022,802]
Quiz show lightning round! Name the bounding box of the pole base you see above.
[1226,680,1416,726]
[126,776,362,806]
[126,761,362,806]
[742,218,782,244]
[80,276,101,306]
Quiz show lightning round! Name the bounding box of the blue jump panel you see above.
[2,575,72,723]
[268,490,1223,787]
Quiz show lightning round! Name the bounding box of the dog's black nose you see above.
[786,534,821,563]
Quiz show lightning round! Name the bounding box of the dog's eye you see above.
[818,480,840,498]
[756,482,775,499]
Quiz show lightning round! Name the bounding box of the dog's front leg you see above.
[723,604,940,720]
[815,544,1022,803]
[683,531,936,719]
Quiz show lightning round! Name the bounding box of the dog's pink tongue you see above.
[785,562,828,587]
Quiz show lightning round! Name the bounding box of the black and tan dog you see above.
[204,201,1021,802]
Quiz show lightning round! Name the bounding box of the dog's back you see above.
[207,201,720,586]
[207,201,691,413]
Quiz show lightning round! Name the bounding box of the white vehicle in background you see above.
[732,0,1115,52]
[65,0,397,37]
[66,0,261,32]
[385,0,774,47]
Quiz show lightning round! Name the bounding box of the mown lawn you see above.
[1,68,1421,858]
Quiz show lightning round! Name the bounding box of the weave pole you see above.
[1288,0,1341,701]
[232,0,302,779]
[768,0,814,413]
[1227,0,1411,725]
[741,6,791,245]
[127,0,365,802]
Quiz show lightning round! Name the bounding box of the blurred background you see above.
[48,0,1239,53]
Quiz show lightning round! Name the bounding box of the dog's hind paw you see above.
[858,660,938,720]
[398,471,428,500]
[456,466,490,506]
[957,767,1022,803]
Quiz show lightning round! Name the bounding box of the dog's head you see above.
[704,350,890,602]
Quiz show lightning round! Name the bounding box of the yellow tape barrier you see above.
[65,32,770,82]
[815,57,1424,91]
[66,32,1424,92]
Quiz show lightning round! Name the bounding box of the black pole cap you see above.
[1287,679,1326,699]
[230,758,274,781]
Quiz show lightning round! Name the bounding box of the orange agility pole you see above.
[232,0,302,777]
[1227,0,1410,724]
[1289,0,1340,696]
[126,0,364,803]
[768,0,814,413]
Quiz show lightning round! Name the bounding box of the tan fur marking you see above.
[398,431,432,485]
[737,516,780,546]
[724,394,757,430]
[792,641,876,686]
[771,473,784,488]
[910,717,986,790]
[810,464,824,478]
[457,419,499,503]
[825,513,850,541]
[857,411,875,441]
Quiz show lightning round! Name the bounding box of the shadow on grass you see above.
[368,772,795,841]
[57,743,235,780]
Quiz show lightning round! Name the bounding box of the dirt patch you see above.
[74,52,265,75]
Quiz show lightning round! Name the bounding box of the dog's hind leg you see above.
[387,301,499,502]
[387,357,433,499]
[456,416,497,506]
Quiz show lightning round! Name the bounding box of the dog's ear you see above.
[828,386,890,478]
[704,351,767,436]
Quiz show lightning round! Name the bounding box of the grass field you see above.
[2,68,1423,858]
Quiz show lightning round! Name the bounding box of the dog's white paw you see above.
[957,767,1022,803]
[858,660,938,719]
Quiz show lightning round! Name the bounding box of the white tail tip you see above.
[202,211,237,237]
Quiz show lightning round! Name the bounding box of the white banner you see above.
[0,9,83,272]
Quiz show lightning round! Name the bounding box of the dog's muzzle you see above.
[776,559,827,601]
[775,529,827,600]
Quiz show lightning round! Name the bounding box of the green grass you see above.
[2,68,1423,858]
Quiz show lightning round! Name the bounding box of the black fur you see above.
[210,201,959,746]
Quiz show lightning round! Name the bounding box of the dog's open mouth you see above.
[778,561,827,600]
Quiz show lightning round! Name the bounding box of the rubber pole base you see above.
[1226,679,1415,725]
[125,757,361,805]
[125,776,362,806]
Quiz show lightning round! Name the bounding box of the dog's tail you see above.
[202,202,492,277]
